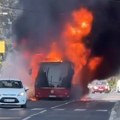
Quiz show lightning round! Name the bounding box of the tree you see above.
[0,0,20,38]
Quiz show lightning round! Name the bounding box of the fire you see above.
[27,8,101,86]
[30,43,62,80]
[30,54,43,80]
[72,8,93,36]
[88,57,103,71]
[46,42,63,62]
[62,8,93,85]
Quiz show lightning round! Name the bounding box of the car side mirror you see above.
[24,87,29,92]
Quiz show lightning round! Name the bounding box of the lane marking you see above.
[53,108,65,111]
[51,100,75,109]
[22,110,47,120]
[10,108,24,110]
[0,117,21,119]
[31,108,44,111]
[96,109,108,112]
[74,109,87,111]
[39,110,47,113]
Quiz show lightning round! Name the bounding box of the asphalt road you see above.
[0,99,115,120]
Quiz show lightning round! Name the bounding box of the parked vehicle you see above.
[89,80,110,93]
[0,79,28,108]
[35,62,74,99]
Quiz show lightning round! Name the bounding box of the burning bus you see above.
[15,7,96,99]
[35,62,74,99]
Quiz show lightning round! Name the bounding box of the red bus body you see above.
[35,88,71,98]
[35,62,74,99]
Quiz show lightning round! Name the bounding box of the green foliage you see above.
[0,0,19,38]
[108,77,117,90]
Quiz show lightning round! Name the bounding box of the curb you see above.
[109,101,120,120]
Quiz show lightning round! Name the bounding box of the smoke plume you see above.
[13,0,120,82]
[0,51,34,98]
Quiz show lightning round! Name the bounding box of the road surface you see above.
[0,99,115,120]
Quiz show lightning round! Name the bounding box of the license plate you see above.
[49,95,56,98]
[99,89,103,91]
[4,99,15,102]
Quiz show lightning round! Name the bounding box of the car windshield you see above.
[0,80,23,88]
[96,81,107,85]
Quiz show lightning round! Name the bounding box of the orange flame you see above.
[88,57,103,71]
[30,54,43,80]
[29,8,102,86]
[30,43,63,80]
[46,42,63,62]
[62,8,93,85]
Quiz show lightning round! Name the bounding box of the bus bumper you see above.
[35,88,70,99]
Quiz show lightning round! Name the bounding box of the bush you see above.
[108,77,117,90]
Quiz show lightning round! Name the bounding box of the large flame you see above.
[30,42,63,80]
[30,54,43,80]
[46,42,63,62]
[27,8,102,86]
[62,8,93,85]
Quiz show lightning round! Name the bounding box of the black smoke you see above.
[13,0,82,51]
[13,0,108,51]
[90,1,120,79]
[13,0,120,79]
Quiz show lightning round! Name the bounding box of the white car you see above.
[0,79,28,108]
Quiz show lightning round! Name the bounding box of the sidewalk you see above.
[109,101,120,120]
[88,92,120,102]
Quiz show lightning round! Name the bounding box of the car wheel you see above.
[105,90,109,93]
[21,103,27,108]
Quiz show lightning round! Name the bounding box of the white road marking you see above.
[96,109,108,112]
[51,100,75,109]
[22,110,47,120]
[53,108,65,111]
[22,100,75,120]
[31,108,44,111]
[74,109,87,111]
[10,108,24,110]
[0,117,21,119]
[39,110,47,113]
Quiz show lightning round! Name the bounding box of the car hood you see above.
[0,88,24,95]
